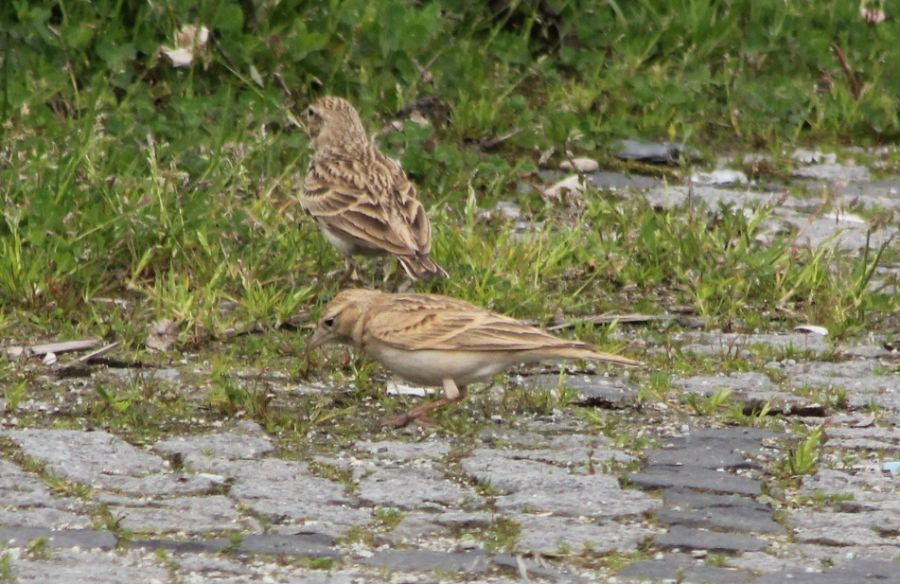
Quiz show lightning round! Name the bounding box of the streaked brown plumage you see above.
[307,289,639,426]
[299,97,446,281]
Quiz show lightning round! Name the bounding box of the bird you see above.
[306,289,639,427]
[298,96,447,282]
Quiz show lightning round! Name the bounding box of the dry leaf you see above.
[147,319,179,353]
[542,174,584,199]
[795,324,828,336]
[559,157,600,173]
[162,24,210,68]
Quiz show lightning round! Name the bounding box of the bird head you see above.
[302,96,367,149]
[306,288,383,352]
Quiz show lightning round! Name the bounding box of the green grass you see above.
[0,2,897,445]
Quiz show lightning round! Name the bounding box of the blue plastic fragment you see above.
[882,461,900,475]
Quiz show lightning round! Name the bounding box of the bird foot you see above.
[380,412,437,428]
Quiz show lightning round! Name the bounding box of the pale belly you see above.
[365,345,524,386]
[320,225,385,257]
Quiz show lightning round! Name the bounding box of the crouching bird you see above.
[307,289,639,427]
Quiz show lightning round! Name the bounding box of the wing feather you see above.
[300,146,431,256]
[364,294,592,353]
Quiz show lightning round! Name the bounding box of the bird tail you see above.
[548,346,640,367]
[397,253,449,281]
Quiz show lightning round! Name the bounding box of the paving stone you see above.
[356,439,450,460]
[614,140,702,164]
[680,332,831,356]
[0,526,116,549]
[463,449,658,517]
[383,510,496,546]
[535,169,660,192]
[361,549,492,573]
[793,162,870,182]
[656,507,785,534]
[239,533,338,558]
[109,495,258,534]
[790,510,900,547]
[97,472,223,496]
[175,554,260,582]
[838,178,900,203]
[725,551,819,575]
[655,525,768,553]
[128,537,229,554]
[193,458,370,536]
[155,431,274,462]
[520,373,638,408]
[381,512,451,544]
[4,429,163,481]
[0,508,92,529]
[675,372,777,395]
[433,510,495,529]
[788,543,900,566]
[132,533,340,560]
[8,548,169,584]
[754,559,900,584]
[799,467,899,512]
[662,489,772,514]
[587,170,661,191]
[516,515,655,555]
[643,185,782,211]
[175,558,373,584]
[617,552,754,583]
[0,459,86,511]
[674,372,819,414]
[783,360,900,409]
[666,427,781,453]
[628,467,762,496]
[478,429,636,469]
[356,466,476,510]
[827,426,900,452]
[3,429,217,495]
[647,445,754,470]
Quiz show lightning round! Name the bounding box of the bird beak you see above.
[305,329,331,355]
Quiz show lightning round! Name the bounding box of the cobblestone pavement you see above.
[1,152,898,582]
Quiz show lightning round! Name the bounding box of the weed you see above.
[23,538,50,561]
[0,553,14,584]
[2,381,27,412]
[778,426,824,478]
[373,507,404,531]
[684,389,734,416]
[480,518,522,553]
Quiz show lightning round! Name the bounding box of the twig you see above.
[5,339,101,358]
[831,43,862,100]
[547,313,676,332]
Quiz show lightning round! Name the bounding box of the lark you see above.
[307,289,639,426]
[299,96,447,281]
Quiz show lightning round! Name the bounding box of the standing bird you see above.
[306,289,639,427]
[299,96,447,281]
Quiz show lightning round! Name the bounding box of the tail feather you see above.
[397,253,449,281]
[546,346,640,367]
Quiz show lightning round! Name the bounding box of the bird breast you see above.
[364,344,518,387]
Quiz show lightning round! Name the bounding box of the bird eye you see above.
[323,317,335,328]
[305,107,317,118]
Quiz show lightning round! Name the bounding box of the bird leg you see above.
[382,380,467,428]
[339,257,362,284]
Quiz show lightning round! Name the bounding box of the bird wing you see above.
[365,294,590,353]
[300,147,431,256]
